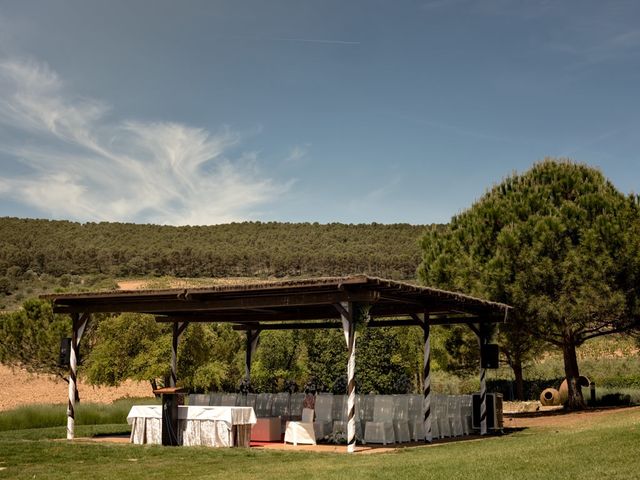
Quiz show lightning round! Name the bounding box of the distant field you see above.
[0,364,153,411]
[0,407,638,479]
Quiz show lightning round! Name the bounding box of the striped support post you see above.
[422,314,433,443]
[340,302,357,453]
[67,313,89,440]
[480,366,487,435]
[479,328,488,436]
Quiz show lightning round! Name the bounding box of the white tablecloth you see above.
[127,405,257,447]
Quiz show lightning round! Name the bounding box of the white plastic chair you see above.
[255,393,273,417]
[331,394,345,423]
[331,394,346,440]
[332,394,363,441]
[431,395,441,439]
[359,394,374,443]
[434,394,450,437]
[290,393,305,419]
[313,393,334,440]
[221,393,238,406]
[392,395,411,443]
[460,395,473,436]
[241,393,257,409]
[189,393,210,406]
[356,395,367,442]
[271,392,290,418]
[284,408,316,445]
[408,394,424,441]
[364,395,396,444]
[447,396,464,437]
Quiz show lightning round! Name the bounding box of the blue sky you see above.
[0,0,638,225]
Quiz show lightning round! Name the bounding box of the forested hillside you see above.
[0,217,427,287]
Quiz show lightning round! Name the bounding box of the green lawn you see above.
[0,408,639,480]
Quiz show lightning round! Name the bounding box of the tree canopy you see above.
[84,314,244,392]
[419,159,640,408]
[0,219,426,281]
[0,299,72,379]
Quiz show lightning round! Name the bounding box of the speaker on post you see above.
[481,344,499,369]
[59,337,71,367]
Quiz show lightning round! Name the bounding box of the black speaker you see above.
[481,344,499,369]
[59,337,71,367]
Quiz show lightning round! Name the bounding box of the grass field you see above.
[0,397,159,431]
[0,407,638,480]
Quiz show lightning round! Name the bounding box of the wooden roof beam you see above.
[232,318,424,331]
[53,289,380,314]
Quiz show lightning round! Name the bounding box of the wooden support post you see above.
[171,323,179,388]
[242,329,260,405]
[67,313,89,440]
[339,302,357,453]
[245,329,260,382]
[170,322,188,388]
[421,313,433,443]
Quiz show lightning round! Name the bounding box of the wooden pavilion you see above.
[46,275,511,452]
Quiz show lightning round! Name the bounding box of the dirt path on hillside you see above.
[1,364,153,411]
[116,280,149,290]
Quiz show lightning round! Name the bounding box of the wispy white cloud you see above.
[347,173,403,215]
[546,27,640,69]
[283,144,310,164]
[0,57,291,225]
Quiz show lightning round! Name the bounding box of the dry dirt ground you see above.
[504,405,640,429]
[0,364,153,411]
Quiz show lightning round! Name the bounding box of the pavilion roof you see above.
[44,275,510,329]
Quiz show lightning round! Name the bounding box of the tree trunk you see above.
[512,360,525,401]
[562,335,586,410]
[150,379,160,398]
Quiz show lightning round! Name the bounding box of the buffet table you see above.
[127,405,257,447]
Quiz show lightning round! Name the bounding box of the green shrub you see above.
[0,276,11,295]
[597,373,640,390]
[597,393,632,407]
[431,370,479,394]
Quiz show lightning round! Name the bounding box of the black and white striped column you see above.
[422,314,433,443]
[67,313,89,440]
[478,327,488,436]
[340,302,357,453]
[479,364,487,435]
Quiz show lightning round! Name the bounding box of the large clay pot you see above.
[558,376,590,404]
[540,388,561,406]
